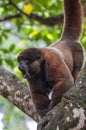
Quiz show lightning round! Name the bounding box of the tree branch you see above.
[0,12,63,26]
[0,0,64,25]
[29,14,63,26]
[0,63,86,130]
[37,65,86,130]
[9,0,64,26]
[0,0,86,26]
[0,67,41,122]
[0,13,21,22]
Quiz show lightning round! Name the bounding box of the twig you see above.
[0,13,21,22]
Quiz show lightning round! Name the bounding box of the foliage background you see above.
[0,0,86,129]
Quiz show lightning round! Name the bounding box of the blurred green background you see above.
[0,0,86,130]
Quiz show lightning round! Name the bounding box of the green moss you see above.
[63,118,79,130]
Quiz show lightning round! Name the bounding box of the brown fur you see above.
[17,0,84,118]
[62,0,83,40]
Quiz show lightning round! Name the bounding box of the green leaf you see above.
[2,32,8,39]
[1,48,8,53]
[5,59,14,68]
[0,59,2,65]
[9,44,16,52]
[0,37,2,44]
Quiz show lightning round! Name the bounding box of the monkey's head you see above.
[17,48,42,79]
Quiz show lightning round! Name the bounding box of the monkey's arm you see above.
[28,78,50,118]
[49,76,74,109]
[45,51,74,109]
[31,92,50,117]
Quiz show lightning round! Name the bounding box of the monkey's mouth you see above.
[22,70,31,79]
[23,70,37,79]
[18,60,31,79]
[23,74,28,78]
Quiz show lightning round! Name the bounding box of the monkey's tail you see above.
[61,0,83,41]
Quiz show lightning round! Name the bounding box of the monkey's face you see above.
[17,48,41,79]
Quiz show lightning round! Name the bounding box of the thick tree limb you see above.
[0,64,86,130]
[0,67,40,122]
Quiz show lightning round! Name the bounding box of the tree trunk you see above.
[0,65,86,130]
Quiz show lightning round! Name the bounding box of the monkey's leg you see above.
[32,92,50,117]
[49,76,74,109]
[72,50,84,82]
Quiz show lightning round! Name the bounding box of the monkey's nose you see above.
[18,61,25,71]
[18,64,23,71]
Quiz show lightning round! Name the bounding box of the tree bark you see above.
[0,65,86,130]
[0,67,40,122]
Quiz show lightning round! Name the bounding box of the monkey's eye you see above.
[22,59,31,63]
[24,60,30,64]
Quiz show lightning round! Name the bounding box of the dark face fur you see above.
[17,48,41,79]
